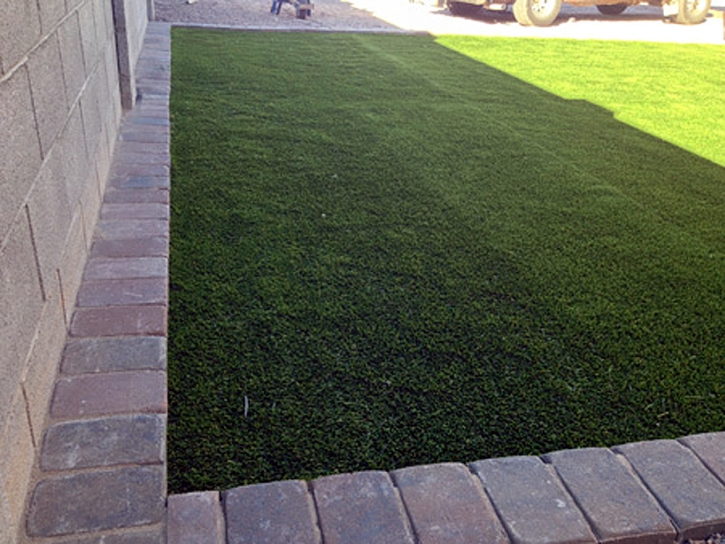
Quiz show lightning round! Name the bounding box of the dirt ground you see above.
[154,0,724,43]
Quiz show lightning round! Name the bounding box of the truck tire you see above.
[596,3,628,14]
[448,1,483,16]
[671,0,710,23]
[513,0,562,25]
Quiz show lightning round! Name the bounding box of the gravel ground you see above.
[155,0,724,43]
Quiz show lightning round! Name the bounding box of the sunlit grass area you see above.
[168,29,725,493]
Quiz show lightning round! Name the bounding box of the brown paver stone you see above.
[50,371,166,418]
[223,480,319,544]
[392,462,508,544]
[61,336,166,374]
[26,466,164,537]
[614,440,725,540]
[470,456,597,544]
[312,471,415,544]
[543,448,676,544]
[91,236,169,258]
[679,432,725,485]
[41,414,165,470]
[70,305,167,337]
[167,491,225,544]
[84,257,167,280]
[77,278,167,307]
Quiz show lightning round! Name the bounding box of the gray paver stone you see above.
[614,440,725,540]
[60,528,165,544]
[91,236,169,258]
[41,414,165,470]
[543,448,676,544]
[312,471,415,544]
[26,466,164,537]
[392,463,509,544]
[61,337,167,374]
[101,203,170,220]
[95,219,169,240]
[470,456,596,544]
[51,371,166,418]
[167,491,225,544]
[223,480,319,544]
[679,433,725,485]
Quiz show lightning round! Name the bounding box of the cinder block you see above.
[168,491,225,544]
[224,481,319,544]
[543,448,676,544]
[92,0,111,47]
[615,440,725,540]
[26,466,165,537]
[312,471,415,544]
[36,0,66,34]
[65,0,84,14]
[470,456,597,544]
[0,389,36,527]
[0,0,41,73]
[26,157,74,292]
[58,12,88,112]
[392,463,509,544]
[61,336,167,374]
[680,433,725,485]
[78,0,99,76]
[50,370,167,418]
[58,105,91,207]
[0,66,43,241]
[80,66,105,161]
[59,212,90,324]
[21,277,67,441]
[0,213,45,424]
[0,487,16,544]
[80,166,104,249]
[41,414,165,470]
[102,38,123,133]
[26,32,69,156]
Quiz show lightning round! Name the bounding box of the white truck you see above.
[446,0,711,26]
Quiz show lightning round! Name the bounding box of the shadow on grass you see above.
[168,29,724,492]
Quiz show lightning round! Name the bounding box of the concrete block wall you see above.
[0,0,151,541]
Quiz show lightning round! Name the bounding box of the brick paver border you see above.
[23,22,725,544]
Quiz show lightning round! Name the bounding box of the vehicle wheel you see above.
[448,1,483,16]
[513,0,562,25]
[596,3,628,14]
[671,0,711,23]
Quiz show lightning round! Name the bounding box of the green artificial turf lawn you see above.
[168,29,725,493]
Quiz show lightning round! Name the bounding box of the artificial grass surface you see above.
[168,29,725,493]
